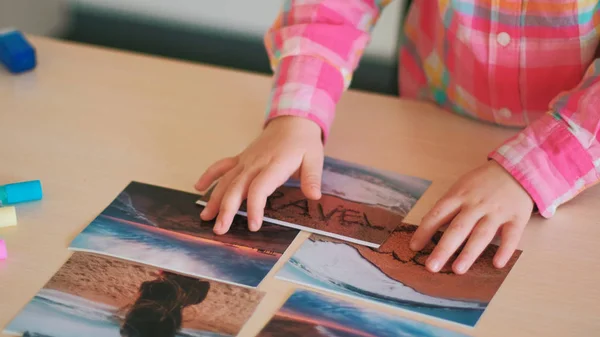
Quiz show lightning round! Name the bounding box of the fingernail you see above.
[455,261,467,274]
[428,259,441,272]
[213,222,222,233]
[248,221,257,231]
[200,209,206,217]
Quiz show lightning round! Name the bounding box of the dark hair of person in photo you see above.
[119,271,211,337]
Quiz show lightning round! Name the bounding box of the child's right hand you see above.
[195,116,324,234]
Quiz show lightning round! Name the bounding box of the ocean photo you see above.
[287,156,431,215]
[256,289,468,337]
[70,181,299,288]
[5,253,263,337]
[277,226,522,327]
[5,290,228,337]
[200,156,431,248]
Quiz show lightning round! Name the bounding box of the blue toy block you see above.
[0,29,36,74]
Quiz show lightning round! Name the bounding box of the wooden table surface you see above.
[0,36,599,337]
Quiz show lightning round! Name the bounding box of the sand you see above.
[237,186,404,246]
[314,223,522,303]
[43,252,263,335]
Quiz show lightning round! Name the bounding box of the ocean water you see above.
[281,290,468,337]
[5,289,229,337]
[281,157,432,215]
[70,216,277,287]
[322,156,432,197]
[284,170,420,215]
[276,240,484,327]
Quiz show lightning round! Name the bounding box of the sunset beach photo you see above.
[70,181,299,287]
[256,289,467,337]
[5,252,264,337]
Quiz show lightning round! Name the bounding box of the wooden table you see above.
[1,36,599,337]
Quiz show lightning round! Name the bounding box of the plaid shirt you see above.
[264,0,600,218]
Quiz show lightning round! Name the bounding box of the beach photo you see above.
[276,224,522,327]
[199,156,431,248]
[69,181,299,288]
[5,252,264,337]
[256,289,468,337]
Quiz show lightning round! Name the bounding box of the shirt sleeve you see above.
[489,59,600,217]
[263,0,392,142]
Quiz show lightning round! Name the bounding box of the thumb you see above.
[300,151,323,200]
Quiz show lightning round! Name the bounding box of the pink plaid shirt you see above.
[263,0,600,218]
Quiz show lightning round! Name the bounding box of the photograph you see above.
[69,181,299,288]
[256,289,468,337]
[276,224,522,327]
[4,252,264,337]
[198,156,431,248]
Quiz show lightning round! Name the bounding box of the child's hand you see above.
[410,160,533,274]
[195,116,324,234]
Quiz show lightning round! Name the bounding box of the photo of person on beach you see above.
[5,252,264,337]
[119,272,211,337]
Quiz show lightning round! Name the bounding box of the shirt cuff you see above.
[489,113,597,218]
[264,55,345,143]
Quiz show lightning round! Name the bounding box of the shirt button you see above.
[498,108,512,119]
[497,32,511,46]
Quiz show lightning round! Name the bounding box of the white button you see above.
[498,108,512,118]
[497,32,511,46]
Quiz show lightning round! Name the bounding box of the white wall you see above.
[0,0,405,65]
[73,0,405,65]
[0,0,70,36]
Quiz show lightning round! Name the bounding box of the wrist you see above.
[266,115,323,141]
[488,158,535,210]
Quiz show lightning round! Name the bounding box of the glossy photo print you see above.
[276,224,522,327]
[256,289,468,337]
[69,181,299,288]
[4,252,264,337]
[198,156,431,248]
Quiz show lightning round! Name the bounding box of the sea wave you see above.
[112,192,157,226]
[178,329,232,337]
[281,290,470,337]
[316,325,362,337]
[70,217,274,287]
[7,289,233,337]
[35,289,117,322]
[284,240,484,310]
[284,170,420,216]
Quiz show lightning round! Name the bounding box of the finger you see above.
[426,208,483,273]
[300,151,323,200]
[215,170,260,235]
[247,158,301,232]
[452,215,502,274]
[195,157,238,191]
[493,221,525,268]
[200,166,241,221]
[410,197,461,251]
[291,169,301,181]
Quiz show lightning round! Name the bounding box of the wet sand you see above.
[313,223,521,302]
[242,186,405,246]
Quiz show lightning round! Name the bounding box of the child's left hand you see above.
[410,160,534,274]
